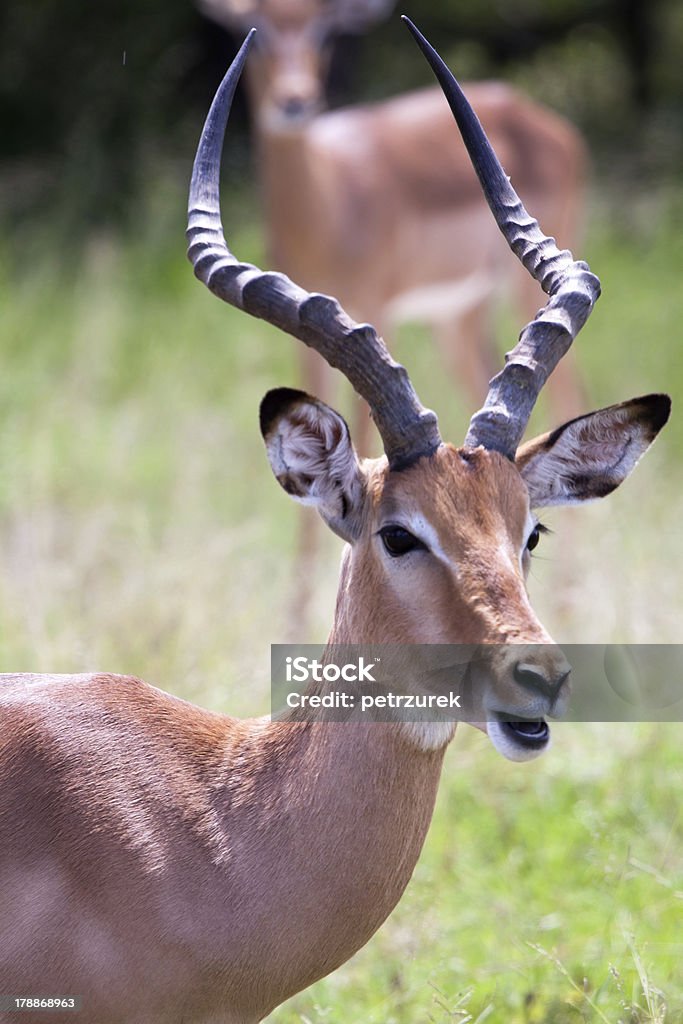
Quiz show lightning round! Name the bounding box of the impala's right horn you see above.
[403,17,601,460]
[187,30,442,470]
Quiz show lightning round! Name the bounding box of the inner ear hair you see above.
[516,393,671,508]
[259,387,366,540]
[259,387,317,442]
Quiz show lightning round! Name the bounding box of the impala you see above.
[0,21,669,1024]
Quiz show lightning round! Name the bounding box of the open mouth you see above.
[487,713,551,761]
[501,718,550,749]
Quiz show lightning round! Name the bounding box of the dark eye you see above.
[526,522,549,552]
[379,525,425,557]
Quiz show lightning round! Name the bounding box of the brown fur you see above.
[0,674,442,1024]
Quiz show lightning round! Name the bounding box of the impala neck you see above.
[254,126,324,282]
[226,543,451,1012]
[248,70,334,292]
[234,709,446,1015]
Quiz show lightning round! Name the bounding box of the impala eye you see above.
[379,525,425,557]
[526,522,549,553]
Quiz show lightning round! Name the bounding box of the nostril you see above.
[514,662,551,694]
[513,662,570,697]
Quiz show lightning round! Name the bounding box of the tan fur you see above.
[0,674,443,1024]
[328,446,569,728]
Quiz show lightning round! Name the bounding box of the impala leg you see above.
[543,351,586,422]
[351,395,380,459]
[438,303,497,404]
[428,273,499,407]
[298,346,334,403]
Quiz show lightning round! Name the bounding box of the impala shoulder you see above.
[0,674,152,750]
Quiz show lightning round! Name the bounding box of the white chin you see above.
[487,719,551,762]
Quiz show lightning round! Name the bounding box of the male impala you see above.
[0,21,669,1024]
[200,0,587,427]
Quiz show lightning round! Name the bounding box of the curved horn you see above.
[187,30,441,469]
[403,17,601,459]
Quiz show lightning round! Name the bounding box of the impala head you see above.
[198,0,396,127]
[187,23,670,760]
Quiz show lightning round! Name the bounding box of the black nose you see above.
[514,661,571,700]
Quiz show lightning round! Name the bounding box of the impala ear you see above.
[516,394,671,509]
[260,388,366,541]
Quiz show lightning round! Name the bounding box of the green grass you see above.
[273,721,683,1023]
[1,187,682,1021]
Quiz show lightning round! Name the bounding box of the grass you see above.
[276,722,683,1023]
[0,184,682,1021]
